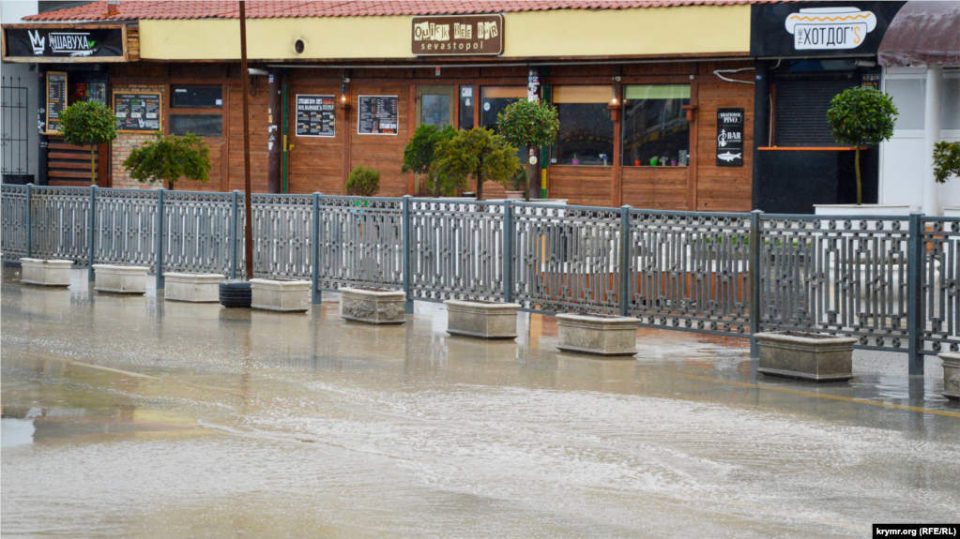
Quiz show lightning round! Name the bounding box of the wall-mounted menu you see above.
[114,92,162,132]
[45,71,67,134]
[296,94,335,137]
[357,95,398,135]
[716,108,744,167]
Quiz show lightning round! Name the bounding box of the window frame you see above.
[167,83,225,138]
[620,83,692,168]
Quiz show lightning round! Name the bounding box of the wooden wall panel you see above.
[621,167,688,209]
[225,85,270,192]
[547,165,612,206]
[349,82,411,197]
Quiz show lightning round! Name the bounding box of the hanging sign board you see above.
[411,14,503,56]
[357,95,399,135]
[113,92,162,133]
[716,108,744,167]
[2,25,127,63]
[295,94,336,137]
[45,71,68,134]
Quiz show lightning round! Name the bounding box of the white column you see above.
[923,65,943,215]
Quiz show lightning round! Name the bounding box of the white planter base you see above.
[755,332,856,382]
[445,299,520,339]
[250,279,311,312]
[556,313,639,356]
[20,258,72,287]
[93,264,148,294]
[340,287,406,324]
[940,352,960,400]
[163,272,223,302]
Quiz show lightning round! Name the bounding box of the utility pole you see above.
[239,0,254,279]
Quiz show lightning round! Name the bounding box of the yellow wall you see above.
[140,6,750,61]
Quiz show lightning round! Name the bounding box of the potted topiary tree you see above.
[60,100,117,184]
[123,133,211,189]
[402,124,455,196]
[817,86,900,216]
[497,100,559,200]
[432,127,521,201]
[934,141,960,217]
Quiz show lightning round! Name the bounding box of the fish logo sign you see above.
[785,7,877,50]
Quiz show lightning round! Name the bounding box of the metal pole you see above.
[311,192,321,304]
[25,183,32,258]
[239,0,254,280]
[619,205,631,316]
[155,188,165,290]
[503,200,514,303]
[749,209,763,357]
[230,190,240,279]
[402,195,413,313]
[87,185,97,281]
[907,212,925,377]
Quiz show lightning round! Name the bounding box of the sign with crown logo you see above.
[2,25,127,62]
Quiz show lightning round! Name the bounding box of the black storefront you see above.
[750,1,905,213]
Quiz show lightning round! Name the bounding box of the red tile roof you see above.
[25,0,763,22]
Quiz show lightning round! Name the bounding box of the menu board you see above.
[357,95,399,135]
[45,71,67,134]
[716,108,744,167]
[114,92,162,133]
[296,94,336,137]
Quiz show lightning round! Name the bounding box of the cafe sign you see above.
[2,25,127,62]
[784,7,877,50]
[411,14,503,56]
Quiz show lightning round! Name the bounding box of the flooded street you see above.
[2,270,959,538]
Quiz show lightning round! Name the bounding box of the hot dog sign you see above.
[784,7,877,50]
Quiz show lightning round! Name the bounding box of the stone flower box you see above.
[250,279,311,312]
[940,352,960,400]
[93,264,148,294]
[755,332,857,382]
[445,299,521,339]
[20,258,72,287]
[340,287,406,324]
[556,313,640,356]
[163,272,223,303]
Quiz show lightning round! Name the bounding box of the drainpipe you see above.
[266,69,281,193]
[922,65,942,215]
[751,61,770,211]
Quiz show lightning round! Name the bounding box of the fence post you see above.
[503,200,514,303]
[402,195,413,314]
[907,212,924,377]
[620,205,631,316]
[311,192,321,305]
[749,209,763,357]
[154,188,165,290]
[230,190,240,279]
[87,185,97,282]
[24,183,33,258]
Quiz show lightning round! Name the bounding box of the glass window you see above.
[480,86,525,128]
[170,115,222,137]
[943,76,960,130]
[885,78,925,130]
[622,85,690,167]
[552,86,613,166]
[459,86,474,129]
[171,85,223,108]
[417,85,453,127]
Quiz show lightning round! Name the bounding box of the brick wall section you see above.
[111,84,166,189]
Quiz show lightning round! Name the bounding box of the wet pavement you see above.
[2,268,959,538]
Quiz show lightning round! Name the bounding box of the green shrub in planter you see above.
[401,124,456,196]
[497,100,559,199]
[60,100,117,184]
[432,128,520,200]
[826,87,897,204]
[123,133,211,190]
[346,165,380,196]
[933,141,960,184]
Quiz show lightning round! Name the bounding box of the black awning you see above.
[878,1,960,67]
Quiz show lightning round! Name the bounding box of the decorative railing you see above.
[2,184,957,374]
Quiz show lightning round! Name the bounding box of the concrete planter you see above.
[556,313,639,356]
[163,272,223,303]
[940,352,960,400]
[20,258,72,287]
[445,299,521,339]
[340,287,406,324]
[250,279,311,312]
[755,332,857,382]
[93,264,148,294]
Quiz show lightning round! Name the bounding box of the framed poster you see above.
[716,108,744,167]
[113,91,162,133]
[45,71,67,134]
[295,94,336,137]
[357,95,399,135]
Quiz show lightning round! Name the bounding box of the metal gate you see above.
[1,75,30,178]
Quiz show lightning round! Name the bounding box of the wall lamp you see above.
[340,79,351,110]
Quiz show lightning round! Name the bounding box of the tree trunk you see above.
[167,179,176,190]
[475,164,484,201]
[89,147,96,185]
[855,147,862,205]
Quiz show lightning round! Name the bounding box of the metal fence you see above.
[3,184,957,373]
